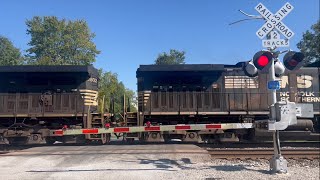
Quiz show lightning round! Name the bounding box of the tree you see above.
[25,16,100,65]
[0,36,23,65]
[297,21,320,65]
[98,69,137,116]
[155,49,186,65]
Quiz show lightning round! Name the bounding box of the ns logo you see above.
[278,75,313,89]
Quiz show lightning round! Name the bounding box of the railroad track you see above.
[198,141,320,148]
[206,148,320,160]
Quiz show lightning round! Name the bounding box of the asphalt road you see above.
[0,144,210,180]
[0,144,318,180]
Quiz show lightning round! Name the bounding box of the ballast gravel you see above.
[0,144,319,180]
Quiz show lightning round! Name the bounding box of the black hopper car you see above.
[0,65,110,144]
[136,64,320,142]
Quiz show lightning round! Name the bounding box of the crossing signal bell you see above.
[283,51,305,71]
[243,61,258,77]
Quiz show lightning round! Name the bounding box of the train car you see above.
[136,64,320,142]
[0,65,110,144]
[1,64,318,145]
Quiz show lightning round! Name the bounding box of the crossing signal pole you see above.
[233,2,305,174]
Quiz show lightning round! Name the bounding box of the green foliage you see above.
[98,69,137,115]
[25,16,100,65]
[0,36,23,65]
[155,49,186,65]
[297,20,320,64]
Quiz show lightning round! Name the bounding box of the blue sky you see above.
[0,0,319,91]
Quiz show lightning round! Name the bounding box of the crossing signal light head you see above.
[253,51,273,70]
[283,51,305,71]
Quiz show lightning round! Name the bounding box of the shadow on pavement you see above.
[138,158,194,170]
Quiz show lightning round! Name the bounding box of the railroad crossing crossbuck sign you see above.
[255,2,294,48]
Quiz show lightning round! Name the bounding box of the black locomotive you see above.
[0,65,110,144]
[136,63,319,142]
[0,64,319,144]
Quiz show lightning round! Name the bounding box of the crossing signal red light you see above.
[283,51,304,71]
[253,51,273,70]
[257,56,269,66]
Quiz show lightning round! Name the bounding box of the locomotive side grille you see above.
[8,94,15,100]
[225,76,258,89]
[161,92,166,106]
[79,89,98,106]
[197,94,202,108]
[32,96,39,108]
[7,102,14,110]
[70,95,76,110]
[169,93,174,108]
[7,93,16,111]
[204,93,210,106]
[19,102,28,110]
[62,95,69,107]
[152,93,159,108]
[182,92,187,108]
[212,88,220,109]
[18,93,29,111]
[55,94,61,110]
[143,94,149,105]
[0,96,3,111]
[20,94,28,99]
[189,92,193,108]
